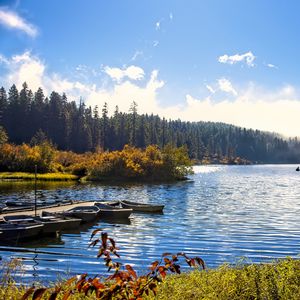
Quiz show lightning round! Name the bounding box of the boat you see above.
[41,212,82,230]
[0,221,43,240]
[5,200,34,207]
[61,206,100,223]
[120,200,164,213]
[94,202,133,219]
[3,214,68,234]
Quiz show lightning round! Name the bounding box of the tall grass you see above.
[153,258,300,300]
[0,172,79,181]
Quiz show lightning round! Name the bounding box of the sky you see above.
[0,0,300,137]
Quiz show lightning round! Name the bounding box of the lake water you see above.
[0,165,300,283]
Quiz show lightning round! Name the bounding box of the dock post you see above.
[34,165,37,216]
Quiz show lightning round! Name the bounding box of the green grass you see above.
[151,258,300,300]
[0,172,79,181]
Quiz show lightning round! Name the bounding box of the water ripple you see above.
[1,164,300,283]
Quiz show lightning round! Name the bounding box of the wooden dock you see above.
[0,201,96,220]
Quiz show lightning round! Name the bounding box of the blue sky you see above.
[0,0,300,136]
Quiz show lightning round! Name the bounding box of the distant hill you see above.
[1,82,300,163]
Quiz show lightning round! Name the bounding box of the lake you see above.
[0,165,300,283]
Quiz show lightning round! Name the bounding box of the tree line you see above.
[0,82,299,163]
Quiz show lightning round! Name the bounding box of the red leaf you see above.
[32,288,47,300]
[108,237,116,248]
[21,287,35,300]
[158,266,167,279]
[101,232,108,248]
[125,264,137,279]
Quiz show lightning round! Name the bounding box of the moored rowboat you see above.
[61,206,100,223]
[0,221,43,240]
[94,202,132,219]
[120,200,164,213]
[3,215,67,234]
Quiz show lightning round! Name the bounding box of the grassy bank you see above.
[2,258,300,299]
[0,172,79,181]
[154,258,300,300]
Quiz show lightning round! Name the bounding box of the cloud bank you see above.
[0,51,300,137]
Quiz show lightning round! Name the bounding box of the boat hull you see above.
[0,222,43,240]
[120,200,164,213]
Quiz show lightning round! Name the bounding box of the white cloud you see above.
[0,8,37,37]
[206,84,215,94]
[104,65,145,82]
[155,21,160,30]
[266,63,278,69]
[0,51,90,95]
[153,40,159,47]
[131,50,143,61]
[86,70,164,114]
[218,51,255,67]
[1,51,300,137]
[217,78,237,96]
[181,88,300,137]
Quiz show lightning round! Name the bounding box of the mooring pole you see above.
[34,164,37,217]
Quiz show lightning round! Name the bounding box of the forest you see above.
[0,82,300,164]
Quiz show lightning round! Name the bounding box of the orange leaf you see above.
[164,257,171,264]
[150,260,159,271]
[162,252,172,257]
[65,276,77,286]
[125,264,137,279]
[92,278,105,290]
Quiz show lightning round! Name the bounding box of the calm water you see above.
[0,165,300,283]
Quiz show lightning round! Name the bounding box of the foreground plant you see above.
[22,230,205,299]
